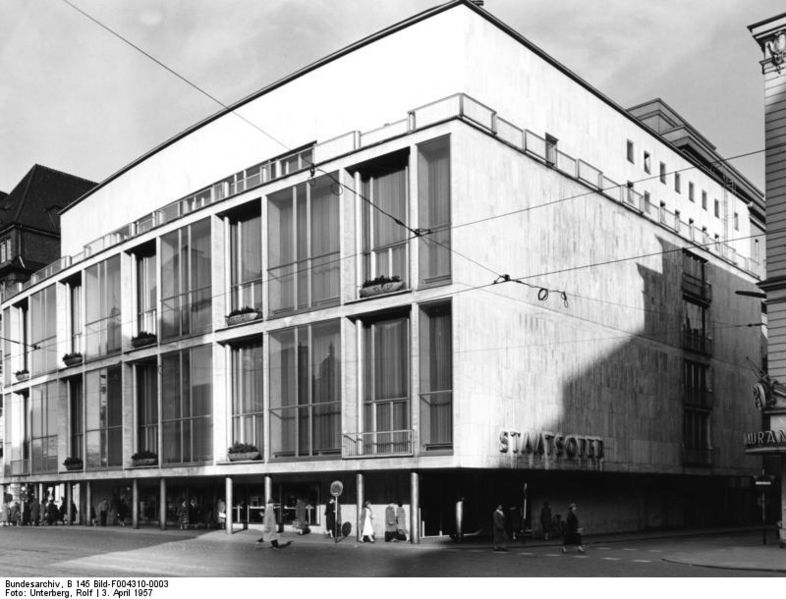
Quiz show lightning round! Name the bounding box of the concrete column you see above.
[356,472,364,542]
[455,497,464,541]
[159,478,166,530]
[65,483,72,525]
[225,476,233,535]
[132,479,139,529]
[85,481,92,526]
[410,471,420,544]
[264,475,272,503]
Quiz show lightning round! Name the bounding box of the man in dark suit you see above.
[492,504,508,551]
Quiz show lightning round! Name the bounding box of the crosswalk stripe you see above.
[601,557,621,561]
[632,559,652,563]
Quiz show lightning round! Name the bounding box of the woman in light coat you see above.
[260,498,281,549]
[361,500,375,543]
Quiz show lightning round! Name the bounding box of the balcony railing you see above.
[0,92,763,306]
[682,327,713,356]
[137,308,158,336]
[682,273,712,303]
[683,387,714,410]
[682,446,713,467]
[342,429,414,458]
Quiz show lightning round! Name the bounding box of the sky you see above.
[0,0,783,194]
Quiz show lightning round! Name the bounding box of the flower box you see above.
[132,458,157,467]
[63,457,83,471]
[64,462,83,471]
[63,354,83,367]
[359,281,404,298]
[226,311,261,327]
[228,451,261,462]
[131,334,157,348]
[14,371,29,382]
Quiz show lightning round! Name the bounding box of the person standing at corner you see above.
[325,497,337,538]
[492,504,508,551]
[540,501,552,541]
[98,496,109,527]
[384,501,397,542]
[395,501,407,541]
[562,503,585,553]
[361,500,375,543]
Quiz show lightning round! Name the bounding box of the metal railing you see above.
[681,273,712,303]
[342,429,414,458]
[682,327,713,356]
[1,93,764,305]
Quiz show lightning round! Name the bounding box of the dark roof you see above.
[1,165,96,234]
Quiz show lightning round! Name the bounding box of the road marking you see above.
[601,557,621,561]
[647,549,663,553]
[622,548,636,551]
[632,559,651,563]
[572,555,589,559]
[519,552,533,556]
[545,553,561,557]
[468,549,484,553]
[596,547,612,550]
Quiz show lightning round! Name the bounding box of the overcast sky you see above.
[0,0,782,193]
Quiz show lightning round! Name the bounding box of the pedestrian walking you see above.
[177,500,190,530]
[562,503,585,553]
[540,501,552,540]
[325,497,337,538]
[216,498,226,530]
[30,497,40,527]
[46,500,59,526]
[256,498,285,549]
[1,500,9,526]
[384,501,397,542]
[395,501,407,541]
[295,498,309,535]
[492,504,508,551]
[361,500,375,543]
[98,496,109,526]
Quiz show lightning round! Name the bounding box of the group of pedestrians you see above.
[493,501,584,553]
[1,496,76,526]
[361,500,407,543]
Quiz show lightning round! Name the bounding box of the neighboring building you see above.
[0,165,95,472]
[749,13,786,530]
[0,0,765,537]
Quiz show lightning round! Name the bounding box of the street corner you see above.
[662,546,786,573]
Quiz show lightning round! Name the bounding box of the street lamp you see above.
[754,469,775,545]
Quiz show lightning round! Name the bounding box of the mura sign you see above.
[744,429,786,453]
[499,430,604,460]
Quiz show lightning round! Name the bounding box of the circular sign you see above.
[330,480,344,497]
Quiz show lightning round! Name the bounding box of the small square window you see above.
[643,152,651,174]
[689,182,694,202]
[714,199,719,218]
[734,212,739,231]
[675,172,681,193]
[701,191,707,210]
[627,140,634,163]
[660,162,666,184]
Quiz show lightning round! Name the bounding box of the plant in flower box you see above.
[63,352,83,367]
[63,456,83,471]
[14,369,29,382]
[227,442,261,461]
[359,274,404,298]
[131,331,157,348]
[131,449,158,466]
[226,306,261,327]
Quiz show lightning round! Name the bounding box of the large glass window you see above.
[419,303,452,450]
[3,307,13,386]
[268,175,340,314]
[359,154,409,287]
[30,285,57,375]
[418,137,451,286]
[161,219,212,339]
[161,345,212,464]
[85,365,122,469]
[136,249,157,336]
[30,382,58,473]
[269,320,341,458]
[230,209,263,313]
[85,255,121,357]
[231,340,264,451]
[136,362,158,455]
[69,377,83,461]
[3,393,29,476]
[70,280,83,353]
[362,315,409,453]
